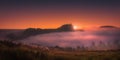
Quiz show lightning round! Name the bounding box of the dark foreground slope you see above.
[0,40,49,60]
[0,40,120,60]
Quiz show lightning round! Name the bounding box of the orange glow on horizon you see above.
[0,1,120,29]
[73,26,78,30]
[73,24,84,30]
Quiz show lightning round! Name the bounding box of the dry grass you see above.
[0,40,120,60]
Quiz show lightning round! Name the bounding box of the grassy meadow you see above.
[0,40,120,60]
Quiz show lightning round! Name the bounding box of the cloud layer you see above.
[20,28,120,50]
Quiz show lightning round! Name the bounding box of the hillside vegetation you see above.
[0,40,120,60]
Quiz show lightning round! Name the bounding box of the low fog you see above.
[19,28,120,50]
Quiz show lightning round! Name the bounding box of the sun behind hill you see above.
[73,25,83,30]
[73,26,78,30]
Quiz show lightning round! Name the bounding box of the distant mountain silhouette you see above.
[22,24,74,36]
[100,25,117,28]
[57,24,74,31]
[6,24,77,40]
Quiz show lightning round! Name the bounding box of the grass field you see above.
[0,40,120,60]
[49,50,120,60]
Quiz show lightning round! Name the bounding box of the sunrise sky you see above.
[0,0,120,29]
